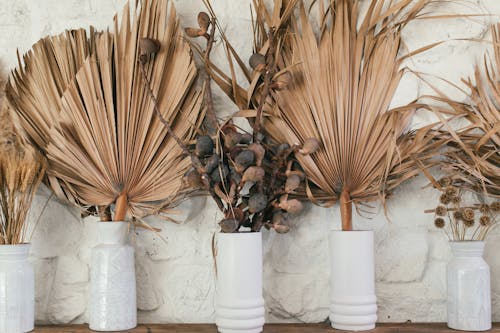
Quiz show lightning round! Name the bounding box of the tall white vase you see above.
[447,241,491,331]
[329,230,377,331]
[89,222,136,331]
[215,232,265,333]
[0,244,34,333]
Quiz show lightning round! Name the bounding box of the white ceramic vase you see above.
[215,232,265,333]
[447,241,491,331]
[89,222,137,331]
[0,244,34,333]
[329,230,377,331]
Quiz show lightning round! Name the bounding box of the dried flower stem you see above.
[202,17,218,136]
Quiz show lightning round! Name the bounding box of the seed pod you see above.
[434,218,445,228]
[185,27,203,38]
[285,170,305,180]
[273,224,290,234]
[247,143,265,166]
[272,71,292,90]
[272,212,286,224]
[234,150,255,172]
[139,38,161,56]
[195,135,214,157]
[210,164,229,183]
[203,154,219,174]
[224,130,242,149]
[197,12,210,32]
[242,166,265,183]
[230,166,242,184]
[219,218,239,233]
[276,143,291,156]
[248,193,268,213]
[299,138,320,155]
[279,198,303,214]
[249,53,266,71]
[285,174,301,193]
[225,207,245,223]
[239,133,252,144]
[183,168,203,188]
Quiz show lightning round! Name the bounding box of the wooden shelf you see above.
[33,323,500,332]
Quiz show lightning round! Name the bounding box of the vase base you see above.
[217,329,262,333]
[447,323,492,332]
[331,323,375,331]
[89,324,137,332]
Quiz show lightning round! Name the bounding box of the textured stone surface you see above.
[0,0,498,325]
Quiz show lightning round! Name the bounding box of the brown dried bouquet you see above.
[0,104,47,245]
[427,177,498,241]
[140,2,315,233]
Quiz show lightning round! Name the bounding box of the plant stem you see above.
[202,18,218,136]
[114,192,128,222]
[340,188,353,231]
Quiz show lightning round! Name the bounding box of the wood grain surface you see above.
[33,323,500,332]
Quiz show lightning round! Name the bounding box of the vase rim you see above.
[217,231,262,237]
[0,243,31,255]
[330,229,373,233]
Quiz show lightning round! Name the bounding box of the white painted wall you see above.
[0,0,499,325]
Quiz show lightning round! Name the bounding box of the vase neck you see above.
[449,241,485,257]
[0,244,31,261]
[97,222,129,245]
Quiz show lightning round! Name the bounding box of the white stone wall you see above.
[0,0,499,325]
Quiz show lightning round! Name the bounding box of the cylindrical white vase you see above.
[215,232,265,333]
[89,222,136,331]
[447,241,491,331]
[329,230,377,331]
[0,244,34,333]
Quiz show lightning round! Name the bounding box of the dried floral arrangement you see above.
[426,177,498,241]
[7,0,205,224]
[138,0,316,233]
[0,104,47,244]
[206,0,445,231]
[427,23,500,199]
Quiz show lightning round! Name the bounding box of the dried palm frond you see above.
[434,23,500,197]
[9,0,204,221]
[0,104,47,245]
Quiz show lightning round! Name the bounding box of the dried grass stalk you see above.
[0,104,46,245]
[8,0,204,220]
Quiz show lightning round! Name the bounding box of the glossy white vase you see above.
[447,241,491,331]
[89,222,136,331]
[215,232,265,333]
[0,244,34,333]
[329,231,377,331]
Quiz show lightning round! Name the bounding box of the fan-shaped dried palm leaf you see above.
[9,0,204,221]
[261,0,446,230]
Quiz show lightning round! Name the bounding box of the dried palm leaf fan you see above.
[261,0,446,230]
[0,104,47,245]
[6,29,95,206]
[435,23,500,197]
[11,0,204,222]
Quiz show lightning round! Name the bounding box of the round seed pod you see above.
[139,38,161,56]
[230,166,242,184]
[462,208,475,222]
[224,130,242,149]
[479,204,490,214]
[234,150,255,172]
[285,174,301,193]
[279,198,303,214]
[203,154,219,174]
[273,224,290,234]
[445,186,458,196]
[225,207,245,223]
[247,143,265,166]
[197,12,210,32]
[453,210,462,221]
[185,27,203,38]
[239,133,252,144]
[248,193,268,213]
[183,168,202,188]
[479,215,491,226]
[285,170,305,180]
[219,218,239,233]
[439,193,451,205]
[434,218,445,228]
[435,205,447,216]
[438,177,452,187]
[242,166,265,183]
[490,201,500,212]
[276,143,291,156]
[195,135,214,157]
[272,212,285,225]
[249,53,266,71]
[299,138,320,155]
[210,164,229,183]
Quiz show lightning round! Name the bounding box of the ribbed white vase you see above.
[447,241,491,331]
[0,244,34,333]
[215,232,265,333]
[329,230,377,331]
[89,222,136,331]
